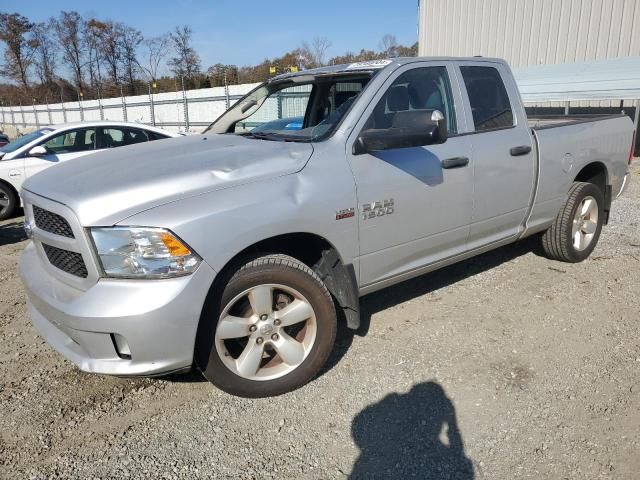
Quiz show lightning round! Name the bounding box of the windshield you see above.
[205,73,373,142]
[0,128,53,154]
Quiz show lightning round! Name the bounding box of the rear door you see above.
[455,61,536,247]
[347,62,474,288]
[24,127,97,180]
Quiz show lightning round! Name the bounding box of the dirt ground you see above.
[1,164,639,479]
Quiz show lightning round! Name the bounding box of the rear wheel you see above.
[541,181,604,262]
[0,183,18,220]
[197,254,337,397]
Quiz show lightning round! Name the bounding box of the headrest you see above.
[387,85,410,111]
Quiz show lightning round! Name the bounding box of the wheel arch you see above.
[573,161,611,223]
[0,177,19,199]
[201,232,360,335]
[0,177,21,215]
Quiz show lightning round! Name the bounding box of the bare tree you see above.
[31,22,57,85]
[85,18,107,90]
[119,25,142,91]
[301,36,332,67]
[379,34,399,57]
[0,13,36,89]
[168,26,201,82]
[53,11,85,90]
[138,34,169,85]
[98,21,123,84]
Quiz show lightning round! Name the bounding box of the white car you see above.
[0,121,180,219]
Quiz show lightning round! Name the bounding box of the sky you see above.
[3,0,420,70]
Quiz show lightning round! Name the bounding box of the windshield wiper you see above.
[242,131,309,143]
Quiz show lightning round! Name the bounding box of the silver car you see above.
[19,58,633,397]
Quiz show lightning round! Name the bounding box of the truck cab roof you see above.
[270,56,509,82]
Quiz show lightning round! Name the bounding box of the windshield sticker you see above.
[346,59,392,70]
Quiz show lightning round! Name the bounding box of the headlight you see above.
[89,227,201,279]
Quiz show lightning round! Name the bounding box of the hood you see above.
[23,133,313,225]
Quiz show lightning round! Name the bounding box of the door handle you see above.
[441,156,469,169]
[510,145,532,156]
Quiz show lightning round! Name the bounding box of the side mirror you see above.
[28,145,48,157]
[353,109,448,155]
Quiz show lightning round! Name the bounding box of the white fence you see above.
[0,83,260,135]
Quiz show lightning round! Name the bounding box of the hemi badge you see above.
[335,208,355,220]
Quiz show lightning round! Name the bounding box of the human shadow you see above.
[0,219,27,246]
[350,381,474,479]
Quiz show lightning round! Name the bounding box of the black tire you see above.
[196,254,337,398]
[541,181,604,263]
[0,182,18,220]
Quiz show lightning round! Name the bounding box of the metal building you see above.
[418,0,640,67]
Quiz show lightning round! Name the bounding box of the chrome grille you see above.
[33,205,74,238]
[42,244,88,278]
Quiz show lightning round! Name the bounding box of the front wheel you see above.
[541,181,604,262]
[197,254,337,397]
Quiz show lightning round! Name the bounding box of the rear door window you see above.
[99,127,152,148]
[124,128,149,145]
[99,127,125,149]
[146,131,169,141]
[460,66,514,132]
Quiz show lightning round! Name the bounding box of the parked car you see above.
[19,57,634,397]
[0,132,9,147]
[0,121,179,219]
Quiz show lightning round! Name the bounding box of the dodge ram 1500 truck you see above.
[19,57,634,397]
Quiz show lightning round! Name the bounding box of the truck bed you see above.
[527,114,627,130]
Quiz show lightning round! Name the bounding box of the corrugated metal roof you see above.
[513,56,640,102]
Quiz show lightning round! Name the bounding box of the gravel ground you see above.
[1,163,639,479]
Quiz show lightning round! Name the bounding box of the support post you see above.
[148,83,156,126]
[181,76,190,132]
[19,102,26,127]
[46,97,52,125]
[564,101,570,116]
[60,88,67,123]
[98,86,104,120]
[78,92,85,121]
[224,70,230,110]
[120,84,128,122]
[33,100,39,129]
[277,92,283,119]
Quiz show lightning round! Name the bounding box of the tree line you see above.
[0,11,417,106]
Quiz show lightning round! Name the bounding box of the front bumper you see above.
[20,242,216,376]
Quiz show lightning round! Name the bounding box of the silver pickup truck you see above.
[19,57,634,397]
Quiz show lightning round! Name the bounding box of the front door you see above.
[347,63,474,288]
[24,127,97,180]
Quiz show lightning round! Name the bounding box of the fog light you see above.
[111,334,132,359]
[23,221,34,239]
